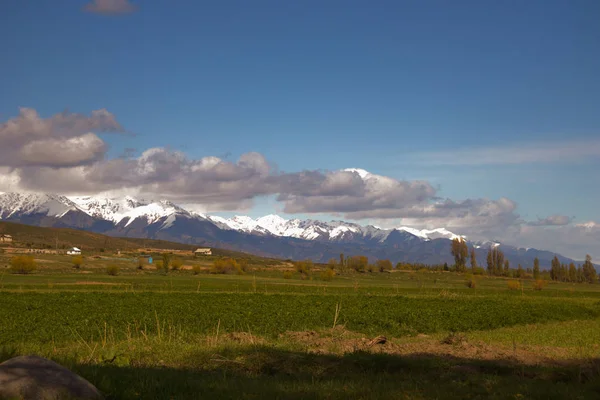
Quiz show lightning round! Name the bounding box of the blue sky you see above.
[1,0,600,256]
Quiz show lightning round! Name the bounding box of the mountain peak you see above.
[343,168,371,179]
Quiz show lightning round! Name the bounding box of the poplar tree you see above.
[568,263,577,282]
[470,248,478,272]
[550,256,560,281]
[451,238,469,272]
[487,249,494,275]
[533,257,540,280]
[583,255,597,283]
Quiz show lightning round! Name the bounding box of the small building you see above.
[0,234,13,243]
[139,254,153,264]
[67,247,82,255]
[194,248,212,256]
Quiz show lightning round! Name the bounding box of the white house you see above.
[67,247,81,255]
[194,248,212,256]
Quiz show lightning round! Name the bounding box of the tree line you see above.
[451,238,597,283]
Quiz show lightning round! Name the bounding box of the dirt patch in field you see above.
[278,327,570,367]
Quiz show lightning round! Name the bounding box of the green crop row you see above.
[1,292,598,345]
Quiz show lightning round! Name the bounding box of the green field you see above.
[1,252,600,399]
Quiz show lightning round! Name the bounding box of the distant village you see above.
[1,232,213,259]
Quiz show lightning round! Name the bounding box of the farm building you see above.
[0,234,13,243]
[194,248,212,256]
[67,247,82,255]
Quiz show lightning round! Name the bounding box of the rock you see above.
[0,355,103,400]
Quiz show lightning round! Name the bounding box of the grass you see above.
[1,251,600,399]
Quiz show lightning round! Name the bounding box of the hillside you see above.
[0,221,276,262]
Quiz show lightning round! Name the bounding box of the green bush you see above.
[192,265,202,275]
[283,271,293,279]
[9,256,37,275]
[106,265,120,276]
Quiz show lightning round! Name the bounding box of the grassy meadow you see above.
[1,248,600,399]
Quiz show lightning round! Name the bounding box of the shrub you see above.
[348,255,368,272]
[211,258,239,274]
[171,257,183,271]
[106,265,120,276]
[507,280,521,290]
[319,269,336,281]
[137,257,145,270]
[465,274,477,289]
[161,253,171,273]
[155,260,164,270]
[283,271,293,279]
[9,256,37,275]
[376,259,393,272]
[532,279,546,291]
[327,258,338,270]
[192,265,202,275]
[294,259,313,275]
[72,255,83,269]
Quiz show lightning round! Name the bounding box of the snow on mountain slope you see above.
[397,227,465,241]
[206,214,463,243]
[0,193,78,218]
[68,196,145,222]
[0,192,464,244]
[69,196,192,227]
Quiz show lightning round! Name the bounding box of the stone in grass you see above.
[0,355,103,400]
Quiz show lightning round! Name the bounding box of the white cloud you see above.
[508,223,600,261]
[527,215,573,226]
[0,108,122,168]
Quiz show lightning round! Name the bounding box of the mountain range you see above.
[0,192,578,268]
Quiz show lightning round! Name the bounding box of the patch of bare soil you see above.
[279,327,572,367]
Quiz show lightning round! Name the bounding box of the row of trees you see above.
[450,238,597,283]
[328,254,393,273]
[550,255,597,283]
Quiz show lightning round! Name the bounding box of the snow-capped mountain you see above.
[0,193,79,219]
[207,214,463,243]
[0,192,578,267]
[0,192,463,243]
[68,195,191,227]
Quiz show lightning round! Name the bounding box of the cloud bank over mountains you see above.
[0,107,597,258]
